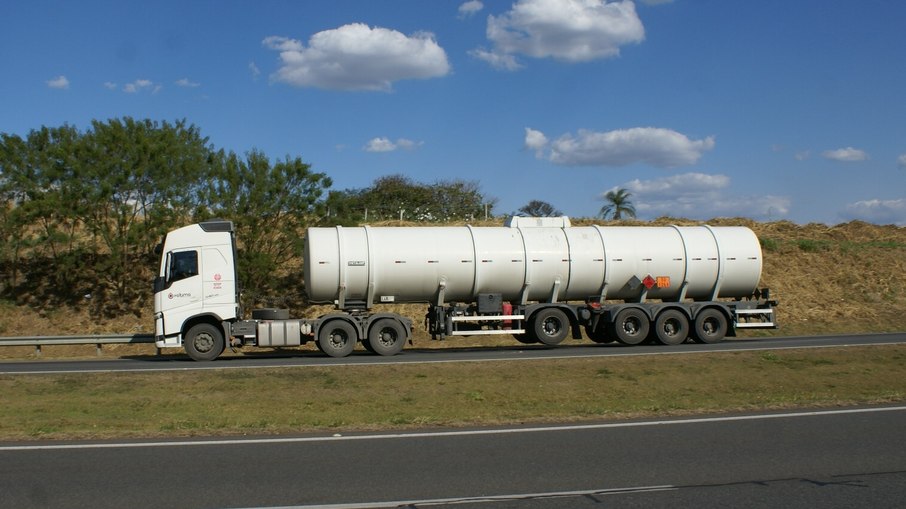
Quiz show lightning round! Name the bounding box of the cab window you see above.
[168,250,198,284]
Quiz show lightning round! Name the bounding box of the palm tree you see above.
[599,188,636,220]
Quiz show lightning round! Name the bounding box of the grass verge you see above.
[1,345,904,442]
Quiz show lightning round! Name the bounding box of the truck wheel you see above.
[367,318,407,356]
[184,323,225,361]
[692,309,728,344]
[513,332,539,344]
[654,309,689,345]
[584,324,613,344]
[318,320,358,358]
[531,308,570,346]
[611,308,650,345]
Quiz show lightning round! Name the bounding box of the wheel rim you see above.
[701,318,718,336]
[193,332,215,353]
[329,329,349,350]
[377,327,397,348]
[542,317,562,337]
[623,317,641,336]
[663,318,679,337]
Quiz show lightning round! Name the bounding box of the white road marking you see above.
[1,405,903,452]
[229,484,677,509]
[2,336,904,375]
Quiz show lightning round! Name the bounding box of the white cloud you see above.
[365,137,396,152]
[175,78,200,88]
[474,0,645,70]
[264,24,450,91]
[364,137,422,152]
[524,127,549,156]
[843,198,906,225]
[616,172,791,220]
[794,150,810,161]
[897,154,906,168]
[394,138,420,150]
[249,61,261,81]
[123,79,155,93]
[822,147,868,162]
[458,1,484,18]
[469,48,522,70]
[47,75,69,89]
[530,127,714,168]
[103,81,117,90]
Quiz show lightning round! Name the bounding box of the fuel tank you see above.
[303,219,762,305]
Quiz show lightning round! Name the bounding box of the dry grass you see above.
[1,345,903,441]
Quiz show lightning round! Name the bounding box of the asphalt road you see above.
[0,332,903,374]
[2,406,904,508]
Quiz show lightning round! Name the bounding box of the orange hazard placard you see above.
[656,276,671,288]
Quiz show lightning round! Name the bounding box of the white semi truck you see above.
[153,217,776,361]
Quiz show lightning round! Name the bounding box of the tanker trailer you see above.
[153,217,776,361]
[304,215,776,347]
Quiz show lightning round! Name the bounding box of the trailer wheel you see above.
[184,323,225,361]
[318,320,358,358]
[584,324,613,344]
[531,308,570,346]
[367,318,407,356]
[692,309,728,344]
[513,332,539,344]
[653,309,689,345]
[611,308,650,345]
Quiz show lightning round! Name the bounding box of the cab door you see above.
[155,248,204,338]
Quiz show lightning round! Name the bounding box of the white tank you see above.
[303,222,763,305]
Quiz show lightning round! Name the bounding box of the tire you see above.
[317,320,358,358]
[513,332,539,344]
[531,308,570,346]
[611,308,650,345]
[184,323,225,361]
[584,323,613,344]
[252,308,289,320]
[366,318,407,356]
[692,308,728,344]
[653,309,689,346]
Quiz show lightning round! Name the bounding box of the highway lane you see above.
[0,332,903,374]
[1,406,904,508]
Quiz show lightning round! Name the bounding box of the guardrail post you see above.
[35,345,42,358]
[96,343,103,356]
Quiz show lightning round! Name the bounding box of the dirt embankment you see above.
[1,219,904,359]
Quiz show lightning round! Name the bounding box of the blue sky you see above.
[2,0,906,225]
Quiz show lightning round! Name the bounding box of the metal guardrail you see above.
[0,334,156,357]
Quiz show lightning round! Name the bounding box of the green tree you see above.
[431,179,493,221]
[0,125,86,299]
[76,118,213,309]
[517,199,562,217]
[365,174,434,221]
[325,174,493,224]
[199,149,332,304]
[599,188,637,220]
[0,118,215,314]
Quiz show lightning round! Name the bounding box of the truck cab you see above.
[153,220,240,358]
